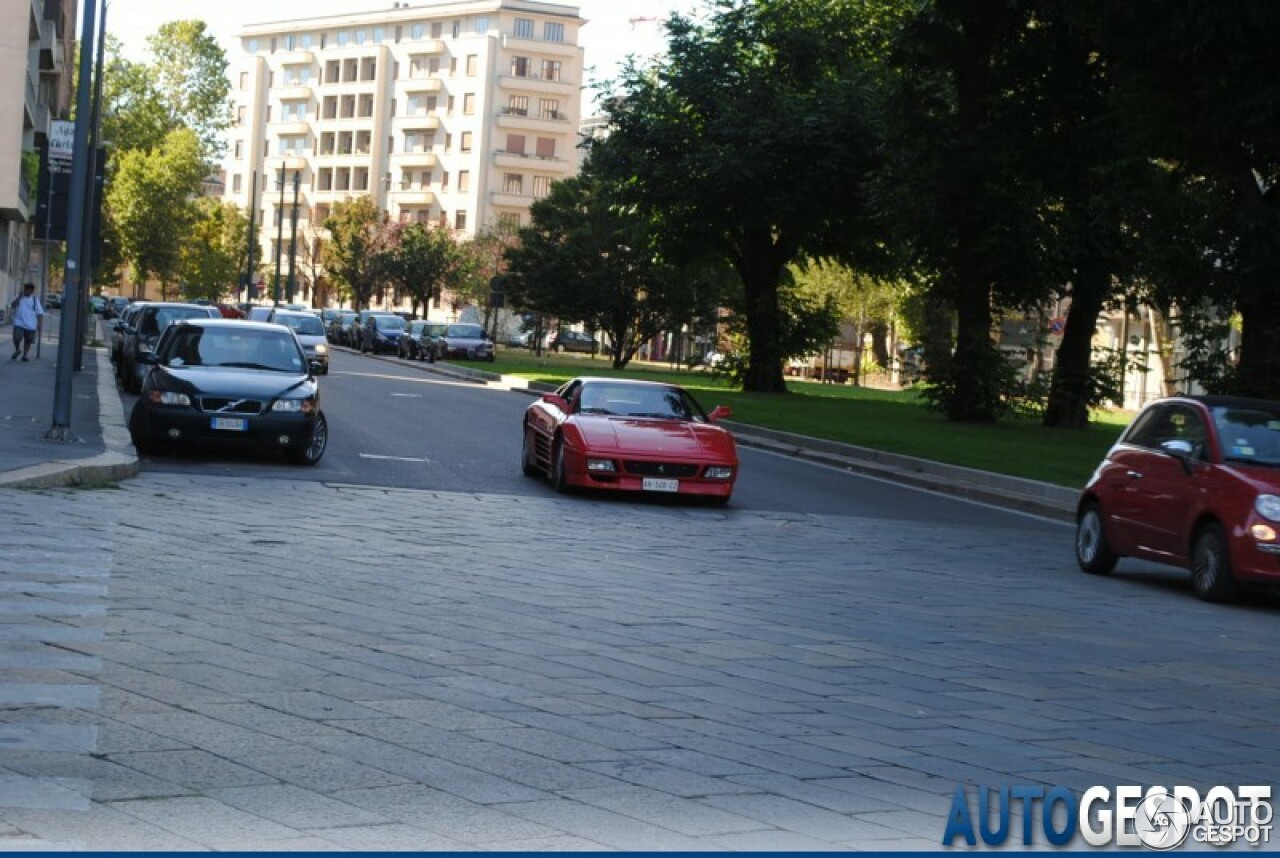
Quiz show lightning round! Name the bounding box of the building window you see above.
[458,170,470,192]
[431,22,443,38]
[355,29,367,45]
[285,33,295,50]
[373,27,386,42]
[497,212,520,231]
[449,57,458,76]
[455,210,467,230]
[514,17,534,39]
[314,203,330,223]
[337,30,350,46]
[440,170,449,189]
[460,131,473,152]
[503,173,522,194]
[282,101,308,120]
[535,137,555,158]
[234,140,244,159]
[429,57,440,75]
[507,96,529,116]
[411,23,425,40]
[237,105,247,125]
[409,54,428,77]
[511,56,530,77]
[463,93,475,115]
[544,21,564,42]
[541,60,562,81]
[466,55,478,76]
[300,33,314,49]
[505,134,526,155]
[451,20,460,38]
[232,174,242,193]
[239,71,248,90]
[533,175,552,198]
[539,98,560,120]
[245,38,259,52]
[473,17,488,34]
[280,135,307,155]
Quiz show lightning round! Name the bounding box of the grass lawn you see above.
[477,347,1128,488]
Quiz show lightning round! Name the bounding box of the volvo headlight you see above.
[148,390,190,406]
[271,397,316,414]
[1256,494,1280,523]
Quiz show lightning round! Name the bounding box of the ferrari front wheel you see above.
[521,426,539,477]
[551,439,570,493]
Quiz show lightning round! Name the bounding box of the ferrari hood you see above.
[574,417,734,459]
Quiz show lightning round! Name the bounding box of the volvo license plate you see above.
[210,417,248,431]
[642,478,679,493]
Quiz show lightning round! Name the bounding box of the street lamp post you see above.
[243,170,257,303]
[273,167,285,306]
[286,171,300,304]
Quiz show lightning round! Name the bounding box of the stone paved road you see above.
[2,474,1280,849]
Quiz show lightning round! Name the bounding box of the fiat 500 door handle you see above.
[1126,470,1143,479]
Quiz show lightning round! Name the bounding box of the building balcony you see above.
[38,25,61,73]
[276,49,315,65]
[495,111,570,133]
[391,151,437,167]
[390,114,440,131]
[492,151,572,172]
[276,83,314,101]
[490,191,534,208]
[391,188,435,207]
[271,120,312,136]
[498,74,575,95]
[500,35,579,59]
[399,77,443,93]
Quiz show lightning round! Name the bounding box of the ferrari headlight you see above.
[704,466,734,480]
[586,458,616,473]
[1256,494,1280,523]
[148,390,190,406]
[271,397,316,414]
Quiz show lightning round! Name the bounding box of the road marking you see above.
[744,445,1072,528]
[389,393,423,398]
[358,453,429,463]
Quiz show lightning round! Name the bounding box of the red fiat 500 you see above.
[1076,395,1280,601]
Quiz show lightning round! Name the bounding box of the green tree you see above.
[383,222,457,317]
[595,0,891,391]
[179,199,247,302]
[101,36,170,155]
[106,128,206,298]
[322,197,389,311]
[146,20,232,162]
[1104,1,1280,398]
[880,0,1058,422]
[791,259,904,384]
[504,167,721,370]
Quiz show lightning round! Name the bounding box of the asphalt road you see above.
[137,348,1063,534]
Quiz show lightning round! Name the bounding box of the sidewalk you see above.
[0,319,138,489]
[338,345,1081,521]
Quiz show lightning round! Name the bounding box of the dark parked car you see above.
[103,296,130,320]
[268,309,330,375]
[551,330,599,354]
[439,323,495,361]
[46,292,62,310]
[360,313,406,354]
[1076,395,1280,602]
[328,311,358,345]
[120,303,220,393]
[109,302,149,372]
[128,319,327,465]
[398,320,446,362]
[88,295,108,314]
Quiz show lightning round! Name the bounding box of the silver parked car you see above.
[440,323,495,361]
[268,309,330,375]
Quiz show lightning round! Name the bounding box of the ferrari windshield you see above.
[160,327,306,373]
[577,383,707,422]
[1213,405,1280,466]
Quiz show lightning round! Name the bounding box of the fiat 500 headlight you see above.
[1256,494,1280,523]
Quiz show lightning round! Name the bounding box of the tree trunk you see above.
[1043,271,1107,429]
[949,288,998,422]
[734,229,790,393]
[870,322,890,369]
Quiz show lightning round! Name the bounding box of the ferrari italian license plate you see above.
[642,478,679,493]
[210,417,248,431]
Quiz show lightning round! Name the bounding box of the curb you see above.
[0,344,140,490]
[335,345,1078,521]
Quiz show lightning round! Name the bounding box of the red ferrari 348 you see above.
[522,377,739,503]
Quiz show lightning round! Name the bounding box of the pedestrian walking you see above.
[9,282,44,362]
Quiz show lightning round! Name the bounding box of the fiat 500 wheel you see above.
[1190,522,1239,602]
[1076,502,1117,575]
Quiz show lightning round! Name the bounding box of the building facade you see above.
[224,0,585,306]
[0,0,76,312]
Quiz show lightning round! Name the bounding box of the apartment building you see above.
[224,0,586,305]
[0,0,76,310]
